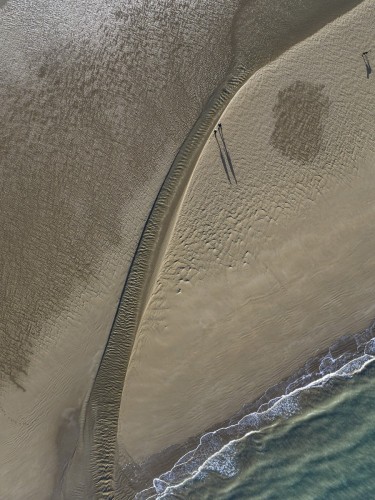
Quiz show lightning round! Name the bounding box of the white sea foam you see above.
[136,324,375,499]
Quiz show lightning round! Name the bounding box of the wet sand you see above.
[0,0,366,498]
[118,0,375,492]
[0,0,240,498]
[51,0,367,497]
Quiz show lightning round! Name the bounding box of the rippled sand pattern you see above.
[0,0,366,498]
[0,0,236,390]
[0,0,239,497]
[119,1,375,493]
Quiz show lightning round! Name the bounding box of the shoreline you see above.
[125,320,375,497]
[153,324,375,499]
[72,0,370,497]
[116,0,375,496]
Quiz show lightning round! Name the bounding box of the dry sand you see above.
[56,1,367,497]
[0,0,367,498]
[118,0,375,480]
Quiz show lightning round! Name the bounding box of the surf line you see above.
[140,324,375,499]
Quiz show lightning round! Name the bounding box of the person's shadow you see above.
[362,52,372,79]
[214,130,232,184]
[218,124,237,184]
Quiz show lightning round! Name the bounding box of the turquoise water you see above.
[167,364,375,499]
[138,326,375,499]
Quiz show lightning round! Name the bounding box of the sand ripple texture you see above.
[119,0,375,494]
[0,0,240,498]
[0,0,366,498]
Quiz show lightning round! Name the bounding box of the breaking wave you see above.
[136,321,375,499]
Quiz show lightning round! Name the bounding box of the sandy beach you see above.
[0,0,241,498]
[118,0,375,492]
[0,0,369,498]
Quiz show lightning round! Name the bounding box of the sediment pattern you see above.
[84,66,252,498]
[117,1,375,497]
[83,1,368,498]
[0,0,367,498]
[1,0,242,497]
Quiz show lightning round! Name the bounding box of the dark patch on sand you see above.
[0,44,131,388]
[0,0,365,497]
[0,0,237,393]
[271,80,329,162]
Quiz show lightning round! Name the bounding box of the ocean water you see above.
[170,364,375,499]
[139,324,375,499]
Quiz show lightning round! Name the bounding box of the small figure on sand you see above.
[214,123,238,185]
[362,51,372,79]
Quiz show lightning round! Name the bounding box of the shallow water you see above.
[140,325,375,499]
[172,363,375,499]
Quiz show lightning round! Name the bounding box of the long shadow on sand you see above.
[218,123,237,184]
[214,130,232,184]
[362,51,372,78]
